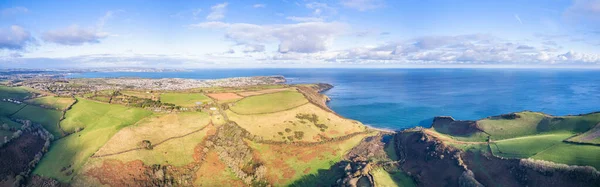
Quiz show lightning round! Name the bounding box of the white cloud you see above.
[253,4,266,8]
[242,44,266,53]
[340,0,384,11]
[206,2,228,20]
[1,7,29,16]
[0,25,35,50]
[318,34,600,64]
[191,21,347,53]
[42,25,109,46]
[286,16,323,22]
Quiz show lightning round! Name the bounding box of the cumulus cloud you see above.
[1,6,29,16]
[340,0,384,11]
[253,4,266,8]
[319,34,600,64]
[191,21,347,53]
[0,25,35,50]
[206,2,228,20]
[42,25,108,46]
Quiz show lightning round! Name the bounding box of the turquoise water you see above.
[69,69,600,130]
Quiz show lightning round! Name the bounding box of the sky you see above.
[0,0,599,68]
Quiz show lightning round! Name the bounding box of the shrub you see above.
[294,131,304,139]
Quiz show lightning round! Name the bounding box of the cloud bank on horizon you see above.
[0,0,599,68]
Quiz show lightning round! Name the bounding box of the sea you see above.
[68,68,600,130]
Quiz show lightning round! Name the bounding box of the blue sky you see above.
[0,0,599,68]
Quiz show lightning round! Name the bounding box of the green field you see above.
[0,86,34,100]
[532,142,600,170]
[159,93,212,107]
[0,101,25,116]
[491,133,574,158]
[371,168,416,187]
[0,129,13,140]
[450,112,600,141]
[88,112,212,167]
[0,116,22,129]
[11,105,62,137]
[567,123,600,144]
[33,98,152,182]
[229,91,308,115]
[26,96,75,110]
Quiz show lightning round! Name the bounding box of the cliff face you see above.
[296,83,335,113]
[390,129,600,187]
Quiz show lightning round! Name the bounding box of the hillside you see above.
[0,81,599,187]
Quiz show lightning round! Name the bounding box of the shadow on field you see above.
[288,162,346,187]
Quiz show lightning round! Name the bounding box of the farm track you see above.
[90,123,212,158]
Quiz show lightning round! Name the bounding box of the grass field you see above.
[476,112,600,140]
[229,90,308,115]
[159,93,212,107]
[227,103,366,142]
[0,116,22,129]
[0,101,25,116]
[247,133,372,186]
[490,133,574,158]
[0,129,13,140]
[11,105,63,137]
[91,112,212,166]
[531,142,600,170]
[0,86,34,100]
[371,168,416,187]
[33,98,152,182]
[26,96,75,110]
[121,90,158,100]
[567,123,600,144]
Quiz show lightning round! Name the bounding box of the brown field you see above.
[227,103,367,142]
[237,88,292,97]
[246,133,370,186]
[206,92,243,101]
[195,151,246,186]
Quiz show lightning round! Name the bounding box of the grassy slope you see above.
[247,133,373,186]
[491,133,574,158]
[229,90,308,114]
[567,123,600,144]
[438,111,600,170]
[33,98,152,182]
[0,101,25,116]
[532,143,600,169]
[227,103,366,142]
[0,86,34,100]
[371,168,416,187]
[478,112,600,140]
[11,105,62,137]
[26,96,75,110]
[159,93,211,107]
[89,112,211,167]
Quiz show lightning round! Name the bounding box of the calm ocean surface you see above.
[68,69,600,130]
